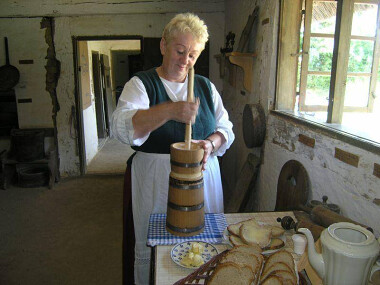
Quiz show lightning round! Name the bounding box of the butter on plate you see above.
[181,242,205,267]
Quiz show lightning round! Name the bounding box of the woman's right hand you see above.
[132,98,200,139]
[171,98,199,124]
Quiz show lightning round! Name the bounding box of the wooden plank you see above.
[276,0,302,110]
[0,0,225,17]
[374,163,380,179]
[334,147,359,167]
[224,153,261,213]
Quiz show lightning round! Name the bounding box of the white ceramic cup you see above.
[292,233,307,255]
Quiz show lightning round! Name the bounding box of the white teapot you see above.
[298,222,380,285]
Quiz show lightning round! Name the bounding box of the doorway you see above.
[74,36,143,175]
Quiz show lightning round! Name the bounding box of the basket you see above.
[173,249,308,285]
[173,250,229,285]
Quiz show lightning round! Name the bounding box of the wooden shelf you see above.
[226,52,256,92]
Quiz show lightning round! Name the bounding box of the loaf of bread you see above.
[207,249,297,285]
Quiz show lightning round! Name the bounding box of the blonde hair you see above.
[162,13,209,49]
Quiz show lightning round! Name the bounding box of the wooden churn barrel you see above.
[166,142,205,236]
[166,67,205,236]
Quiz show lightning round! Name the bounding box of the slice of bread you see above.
[230,244,263,255]
[263,238,285,251]
[229,234,246,246]
[220,251,261,280]
[260,275,284,285]
[208,262,254,285]
[266,270,297,285]
[268,226,285,238]
[262,250,296,275]
[240,223,272,248]
[260,262,293,281]
[227,218,259,236]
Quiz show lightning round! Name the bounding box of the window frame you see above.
[276,0,380,124]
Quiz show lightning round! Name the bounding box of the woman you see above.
[112,13,234,284]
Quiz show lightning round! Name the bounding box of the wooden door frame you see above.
[73,35,143,175]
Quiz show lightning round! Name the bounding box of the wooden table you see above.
[153,211,302,285]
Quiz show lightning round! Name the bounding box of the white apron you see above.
[131,151,223,284]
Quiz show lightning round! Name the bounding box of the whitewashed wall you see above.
[259,115,380,235]
[223,0,380,234]
[0,1,225,176]
[0,18,52,129]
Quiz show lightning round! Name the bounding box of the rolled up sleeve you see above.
[210,83,235,156]
[111,77,150,146]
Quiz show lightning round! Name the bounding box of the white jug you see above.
[299,222,380,285]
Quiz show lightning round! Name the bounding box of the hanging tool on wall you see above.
[237,6,260,53]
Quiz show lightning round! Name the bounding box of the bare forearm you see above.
[192,131,226,170]
[132,100,199,139]
[206,131,226,152]
[132,102,172,139]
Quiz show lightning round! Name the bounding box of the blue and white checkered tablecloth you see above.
[147,213,228,247]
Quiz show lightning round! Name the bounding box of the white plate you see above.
[223,227,286,255]
[171,241,218,269]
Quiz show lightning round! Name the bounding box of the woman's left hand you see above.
[192,139,214,171]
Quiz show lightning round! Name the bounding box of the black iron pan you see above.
[0,37,20,91]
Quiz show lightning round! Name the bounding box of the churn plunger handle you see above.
[185,67,194,149]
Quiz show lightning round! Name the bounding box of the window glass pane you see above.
[341,65,380,144]
[351,3,378,37]
[309,37,334,72]
[348,40,374,73]
[311,1,337,34]
[305,74,330,106]
[344,76,370,107]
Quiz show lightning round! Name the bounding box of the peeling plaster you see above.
[40,17,61,177]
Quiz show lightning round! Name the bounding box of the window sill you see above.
[271,110,380,155]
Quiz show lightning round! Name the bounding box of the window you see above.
[276,0,380,144]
